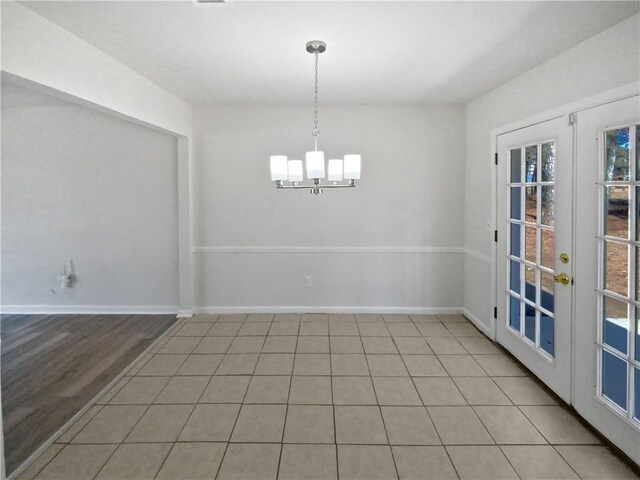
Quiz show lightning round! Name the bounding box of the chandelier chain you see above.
[312,50,320,147]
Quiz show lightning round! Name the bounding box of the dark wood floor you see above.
[1,313,176,474]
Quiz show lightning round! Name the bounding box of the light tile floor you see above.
[18,313,639,480]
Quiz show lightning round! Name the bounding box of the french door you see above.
[496,95,640,465]
[496,116,574,402]
[574,95,640,465]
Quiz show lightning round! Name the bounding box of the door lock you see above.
[554,273,570,285]
[559,253,569,264]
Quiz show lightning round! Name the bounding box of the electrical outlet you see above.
[305,276,312,288]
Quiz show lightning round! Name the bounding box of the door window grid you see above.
[597,124,640,427]
[507,141,556,358]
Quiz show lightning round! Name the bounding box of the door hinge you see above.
[568,113,576,125]
[493,307,497,319]
[494,152,498,165]
[494,230,498,242]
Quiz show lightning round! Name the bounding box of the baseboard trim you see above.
[463,307,492,337]
[0,305,179,315]
[194,306,463,315]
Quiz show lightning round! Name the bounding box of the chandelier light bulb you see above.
[343,154,361,180]
[270,155,288,181]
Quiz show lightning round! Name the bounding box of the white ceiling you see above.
[22,1,640,105]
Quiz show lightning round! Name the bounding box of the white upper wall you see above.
[463,13,640,329]
[1,1,191,137]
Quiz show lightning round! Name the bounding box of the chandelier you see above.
[269,40,361,195]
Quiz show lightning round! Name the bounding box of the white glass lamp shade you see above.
[305,151,325,179]
[344,154,361,180]
[328,159,343,182]
[287,159,304,182]
[270,155,288,181]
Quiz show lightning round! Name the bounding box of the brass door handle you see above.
[554,273,570,285]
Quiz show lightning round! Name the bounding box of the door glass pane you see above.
[525,186,537,223]
[540,229,554,269]
[510,223,521,258]
[525,145,537,183]
[525,226,537,263]
[510,187,521,220]
[541,142,555,182]
[605,186,629,239]
[525,266,536,297]
[603,296,628,354]
[509,295,521,332]
[524,304,536,342]
[541,186,554,227]
[540,271,554,311]
[510,148,522,183]
[510,260,521,294]
[540,311,554,356]
[605,127,630,181]
[605,241,628,297]
[602,350,628,411]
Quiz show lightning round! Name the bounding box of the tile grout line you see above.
[275,317,297,480]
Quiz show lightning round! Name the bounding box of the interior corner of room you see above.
[1,1,639,479]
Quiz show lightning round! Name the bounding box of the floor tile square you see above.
[332,376,377,405]
[334,406,388,444]
[474,406,546,444]
[228,336,265,353]
[446,323,482,337]
[279,444,337,480]
[383,314,412,323]
[427,406,494,444]
[137,354,187,376]
[472,354,525,376]
[446,445,518,479]
[297,336,330,353]
[367,355,408,376]
[178,404,240,441]
[381,406,440,445]
[175,323,212,337]
[154,376,209,403]
[329,321,359,336]
[387,323,421,337]
[245,313,274,322]
[262,335,297,353]
[355,314,384,322]
[283,405,335,443]
[393,446,457,480]
[426,337,467,354]
[520,406,600,444]
[372,377,422,405]
[231,404,287,442]
[110,376,170,404]
[493,377,557,405]
[244,375,291,403]
[269,321,299,335]
[238,322,270,336]
[158,337,200,354]
[457,336,501,354]
[156,442,226,480]
[254,353,294,375]
[289,376,332,404]
[126,404,193,442]
[402,355,447,377]
[274,314,301,322]
[330,336,363,353]
[95,443,171,480]
[332,354,370,375]
[414,377,467,405]
[58,406,103,442]
[362,337,398,354]
[555,445,638,479]
[338,445,398,480]
[357,323,390,336]
[193,336,233,354]
[502,445,579,479]
[217,314,247,323]
[217,443,281,480]
[216,354,259,375]
[437,315,468,323]
[176,354,222,375]
[34,444,116,480]
[300,321,329,335]
[329,313,356,322]
[410,314,440,323]
[294,354,331,375]
[438,354,487,376]
[453,377,512,405]
[302,314,328,322]
[72,405,146,443]
[393,337,432,354]
[417,323,452,337]
[207,322,242,337]
[199,375,250,403]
